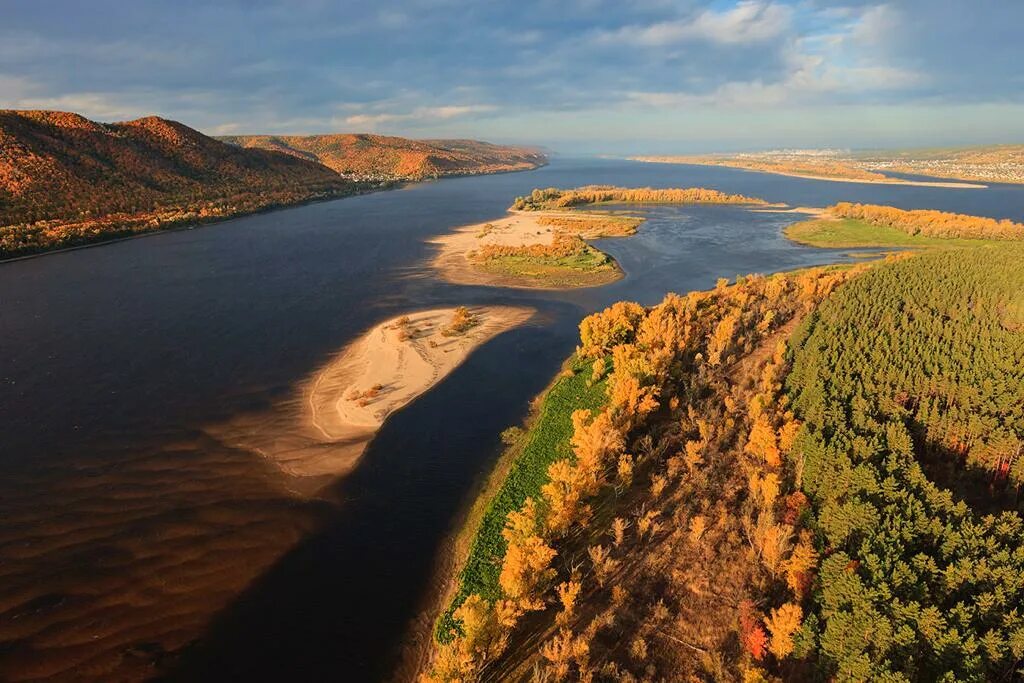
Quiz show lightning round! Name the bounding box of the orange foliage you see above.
[828,202,1024,240]
[513,185,767,210]
[765,603,802,659]
[476,233,588,260]
[739,600,769,661]
[578,301,646,358]
[746,415,782,467]
[223,133,545,180]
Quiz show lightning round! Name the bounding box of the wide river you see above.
[2,158,1022,682]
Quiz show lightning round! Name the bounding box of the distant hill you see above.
[0,110,358,257]
[220,133,547,180]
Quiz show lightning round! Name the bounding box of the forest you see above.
[826,202,1024,240]
[427,262,869,681]
[0,111,360,257]
[786,246,1024,681]
[220,134,546,181]
[511,186,767,211]
[425,245,1024,682]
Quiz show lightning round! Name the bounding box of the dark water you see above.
[1,158,1021,682]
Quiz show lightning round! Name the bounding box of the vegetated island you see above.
[420,212,1024,680]
[784,201,1024,248]
[0,110,547,259]
[431,186,768,289]
[631,152,987,188]
[219,134,547,182]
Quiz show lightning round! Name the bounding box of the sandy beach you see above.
[429,210,628,288]
[208,306,534,484]
[630,157,987,189]
[750,205,828,216]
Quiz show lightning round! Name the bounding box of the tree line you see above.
[827,202,1024,240]
[512,186,767,211]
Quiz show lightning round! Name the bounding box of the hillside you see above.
[219,133,546,181]
[423,245,1024,681]
[0,110,361,258]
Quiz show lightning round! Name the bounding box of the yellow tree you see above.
[766,603,803,659]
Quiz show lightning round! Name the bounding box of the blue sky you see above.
[1,1,1021,153]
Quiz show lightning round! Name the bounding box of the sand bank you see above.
[630,157,987,189]
[750,206,828,217]
[746,168,986,189]
[206,306,533,485]
[429,211,624,289]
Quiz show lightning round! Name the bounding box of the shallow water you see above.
[1,158,1021,681]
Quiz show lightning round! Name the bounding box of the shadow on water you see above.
[164,307,581,682]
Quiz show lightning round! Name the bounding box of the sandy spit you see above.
[629,157,987,189]
[206,306,533,485]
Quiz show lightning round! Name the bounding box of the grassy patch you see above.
[436,356,609,641]
[476,243,621,288]
[784,217,992,248]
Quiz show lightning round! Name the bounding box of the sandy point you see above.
[202,306,533,487]
[428,211,560,287]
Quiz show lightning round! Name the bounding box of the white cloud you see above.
[596,1,792,47]
[344,104,496,128]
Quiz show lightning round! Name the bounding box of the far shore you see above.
[630,157,988,189]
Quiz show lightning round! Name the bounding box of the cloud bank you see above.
[1,0,1021,152]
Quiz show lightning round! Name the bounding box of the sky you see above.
[1,0,1022,154]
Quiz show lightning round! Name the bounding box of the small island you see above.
[254,306,534,479]
[432,186,768,289]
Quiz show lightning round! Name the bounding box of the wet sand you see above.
[208,306,534,483]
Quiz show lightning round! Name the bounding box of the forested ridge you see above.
[0,110,359,257]
[425,245,1024,681]
[220,134,546,180]
[426,263,868,681]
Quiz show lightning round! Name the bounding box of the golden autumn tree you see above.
[766,603,803,659]
[746,414,782,467]
[499,498,557,611]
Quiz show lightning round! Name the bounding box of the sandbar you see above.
[206,306,533,484]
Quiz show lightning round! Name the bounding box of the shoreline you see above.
[207,306,535,483]
[396,355,584,682]
[429,210,627,290]
[629,157,988,189]
[0,162,547,266]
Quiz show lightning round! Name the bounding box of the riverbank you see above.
[430,210,637,289]
[630,156,987,189]
[784,217,994,248]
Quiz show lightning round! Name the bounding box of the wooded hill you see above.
[0,110,357,257]
[220,134,546,181]
[424,246,1024,681]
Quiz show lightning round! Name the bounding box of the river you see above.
[1,158,1021,682]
